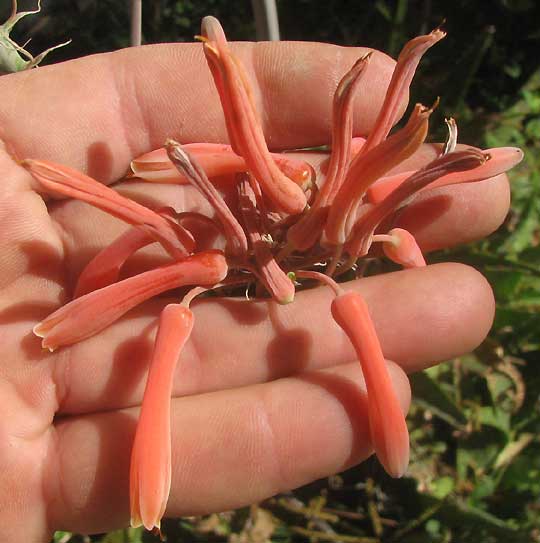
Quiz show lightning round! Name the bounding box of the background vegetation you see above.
[3,1,539,541]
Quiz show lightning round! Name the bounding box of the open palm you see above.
[0,40,508,541]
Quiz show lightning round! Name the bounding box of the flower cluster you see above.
[21,16,522,533]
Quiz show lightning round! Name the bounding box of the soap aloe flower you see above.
[20,14,525,534]
[33,250,228,351]
[21,158,194,259]
[165,139,248,258]
[367,145,524,203]
[331,291,409,478]
[130,142,314,189]
[286,53,372,252]
[200,16,308,215]
[346,147,487,259]
[130,303,194,531]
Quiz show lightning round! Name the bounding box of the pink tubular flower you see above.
[331,291,409,478]
[74,226,154,297]
[131,143,314,190]
[362,27,446,153]
[367,146,524,203]
[130,303,194,531]
[346,148,487,259]
[21,158,194,258]
[200,16,308,215]
[286,53,372,252]
[34,251,227,351]
[375,228,426,268]
[324,102,432,247]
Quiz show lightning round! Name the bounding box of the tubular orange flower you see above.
[331,291,409,478]
[347,148,486,258]
[74,226,154,297]
[131,143,314,189]
[34,251,227,351]
[286,53,372,252]
[367,146,524,203]
[325,103,433,246]
[130,303,194,531]
[362,27,446,153]
[21,158,194,258]
[375,228,427,269]
[200,16,308,215]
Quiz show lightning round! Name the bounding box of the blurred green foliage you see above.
[4,1,538,542]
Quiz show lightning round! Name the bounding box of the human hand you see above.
[0,38,508,540]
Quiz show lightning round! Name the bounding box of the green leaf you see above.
[478,406,511,434]
[52,533,72,543]
[0,0,70,74]
[484,270,524,302]
[411,372,467,429]
[494,433,534,469]
[430,477,455,500]
[501,195,540,255]
[456,427,507,480]
[100,527,144,543]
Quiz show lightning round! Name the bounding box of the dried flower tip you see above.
[443,117,458,155]
[367,146,523,203]
[347,147,486,258]
[166,139,248,257]
[238,176,295,304]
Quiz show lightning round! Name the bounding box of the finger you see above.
[49,360,410,534]
[1,42,396,183]
[50,262,493,415]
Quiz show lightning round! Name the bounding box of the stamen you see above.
[442,117,458,155]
